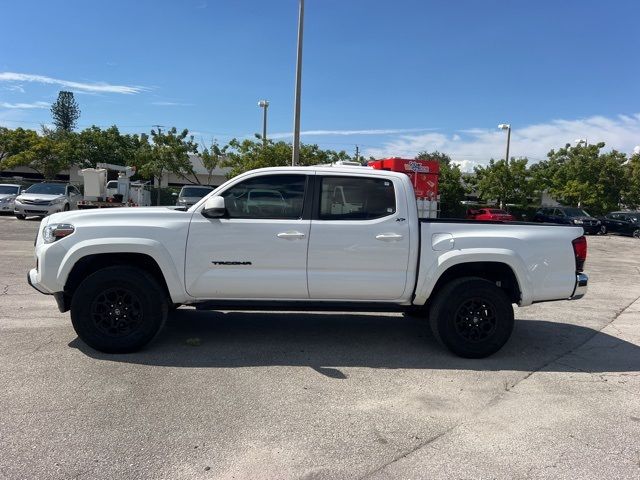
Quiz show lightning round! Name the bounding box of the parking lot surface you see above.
[1,214,639,479]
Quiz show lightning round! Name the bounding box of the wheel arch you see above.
[415,258,526,308]
[57,240,188,311]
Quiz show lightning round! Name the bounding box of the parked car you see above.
[176,185,214,208]
[14,182,82,219]
[0,184,22,214]
[532,206,601,234]
[28,166,588,359]
[600,211,640,238]
[466,208,515,221]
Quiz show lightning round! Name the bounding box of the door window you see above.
[318,176,396,220]
[220,174,306,219]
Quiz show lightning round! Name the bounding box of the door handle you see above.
[277,231,306,240]
[375,233,403,241]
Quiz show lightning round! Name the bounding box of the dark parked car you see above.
[601,211,640,238]
[533,207,601,234]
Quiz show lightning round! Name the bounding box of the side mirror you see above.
[201,196,226,218]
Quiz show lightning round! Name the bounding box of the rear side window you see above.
[319,176,396,220]
[220,174,306,219]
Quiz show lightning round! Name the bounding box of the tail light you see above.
[572,236,587,272]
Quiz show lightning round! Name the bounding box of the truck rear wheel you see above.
[70,266,168,353]
[429,277,514,358]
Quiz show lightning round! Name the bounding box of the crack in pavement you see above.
[359,292,640,479]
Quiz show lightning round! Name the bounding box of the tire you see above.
[63,203,70,212]
[70,266,168,353]
[633,229,640,239]
[429,277,514,358]
[15,214,26,220]
[599,225,607,235]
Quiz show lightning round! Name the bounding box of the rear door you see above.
[307,174,411,300]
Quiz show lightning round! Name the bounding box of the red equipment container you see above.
[367,157,440,200]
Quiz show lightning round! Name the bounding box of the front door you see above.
[307,174,411,301]
[185,173,311,299]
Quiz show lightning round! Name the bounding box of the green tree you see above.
[134,127,199,205]
[534,142,627,215]
[624,152,640,208]
[0,127,40,164]
[222,136,352,178]
[51,91,80,131]
[76,125,141,168]
[473,157,534,209]
[200,139,229,185]
[3,129,78,180]
[415,151,468,217]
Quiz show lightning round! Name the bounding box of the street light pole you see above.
[498,123,511,210]
[291,0,304,166]
[498,123,511,164]
[258,100,269,145]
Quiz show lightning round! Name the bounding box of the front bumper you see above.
[27,268,50,294]
[14,202,64,217]
[569,273,588,300]
[582,225,600,235]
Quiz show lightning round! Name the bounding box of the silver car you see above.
[14,182,82,219]
[0,184,22,214]
[176,185,214,208]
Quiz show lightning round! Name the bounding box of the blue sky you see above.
[1,0,639,169]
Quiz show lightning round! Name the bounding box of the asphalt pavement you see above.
[1,214,639,479]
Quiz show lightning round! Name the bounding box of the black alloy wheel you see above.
[453,298,498,343]
[90,287,144,337]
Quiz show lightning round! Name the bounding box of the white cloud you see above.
[0,72,147,94]
[270,127,436,139]
[151,101,194,106]
[2,84,25,93]
[364,114,640,171]
[0,101,50,109]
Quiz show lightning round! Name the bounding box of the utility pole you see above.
[152,124,165,206]
[291,0,304,166]
[355,145,360,163]
[258,100,269,145]
[498,123,511,210]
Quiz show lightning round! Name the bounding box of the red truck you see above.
[368,157,439,218]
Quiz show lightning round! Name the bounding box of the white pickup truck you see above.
[28,166,588,358]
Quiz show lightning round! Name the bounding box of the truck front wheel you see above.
[70,266,168,353]
[429,277,514,358]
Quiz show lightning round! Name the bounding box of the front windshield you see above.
[0,185,19,195]
[181,186,213,198]
[563,208,590,217]
[24,183,66,195]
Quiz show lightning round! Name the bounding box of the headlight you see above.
[42,223,75,243]
[14,196,22,204]
[596,220,601,225]
[573,219,583,225]
[0,197,12,204]
[47,197,66,206]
